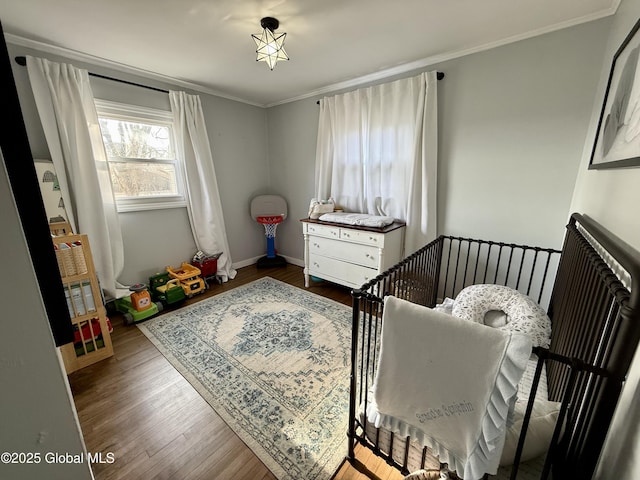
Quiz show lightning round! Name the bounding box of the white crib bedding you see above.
[359,415,547,479]
[318,212,396,228]
[358,291,559,478]
[358,355,557,478]
[498,355,559,468]
[359,421,546,479]
[367,296,533,479]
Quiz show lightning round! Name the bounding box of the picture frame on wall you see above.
[590,18,640,170]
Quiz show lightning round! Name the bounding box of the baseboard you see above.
[282,255,304,267]
[232,255,304,270]
[232,255,263,269]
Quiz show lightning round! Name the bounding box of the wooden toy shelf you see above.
[51,231,113,374]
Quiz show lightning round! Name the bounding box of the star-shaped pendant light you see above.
[252,17,289,70]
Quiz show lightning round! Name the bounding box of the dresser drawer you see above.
[339,228,385,247]
[308,253,378,287]
[304,222,340,239]
[302,219,405,290]
[308,236,379,268]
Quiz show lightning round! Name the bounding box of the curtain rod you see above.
[316,71,444,104]
[14,56,170,94]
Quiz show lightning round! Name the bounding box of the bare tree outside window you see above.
[96,109,184,209]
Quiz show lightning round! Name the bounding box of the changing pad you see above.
[318,212,395,228]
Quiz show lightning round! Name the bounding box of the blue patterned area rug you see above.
[137,277,351,480]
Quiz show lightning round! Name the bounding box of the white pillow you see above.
[452,284,552,348]
[500,398,561,465]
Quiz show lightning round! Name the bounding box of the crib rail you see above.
[356,235,561,310]
[348,234,562,476]
[509,348,609,480]
[347,339,609,479]
[438,237,561,312]
[347,218,640,479]
[544,214,640,478]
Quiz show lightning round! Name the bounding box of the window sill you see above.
[116,200,187,213]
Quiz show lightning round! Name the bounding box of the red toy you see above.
[74,317,113,344]
[192,251,222,285]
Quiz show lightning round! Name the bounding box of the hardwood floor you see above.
[68,263,404,480]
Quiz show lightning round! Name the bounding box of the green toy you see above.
[114,283,163,325]
[149,271,187,307]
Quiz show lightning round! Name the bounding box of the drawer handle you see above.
[343,232,350,238]
[369,236,378,242]
[331,231,337,236]
[313,262,320,267]
[313,242,320,248]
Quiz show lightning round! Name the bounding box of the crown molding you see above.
[266,4,620,107]
[5,33,264,107]
[5,1,620,110]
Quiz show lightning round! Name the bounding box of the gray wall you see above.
[435,20,609,248]
[267,18,611,265]
[569,0,640,476]
[9,44,270,286]
[570,1,640,253]
[8,17,612,283]
[267,99,320,265]
[4,2,640,478]
[0,151,92,480]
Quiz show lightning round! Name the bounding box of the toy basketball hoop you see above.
[251,195,288,268]
[257,215,283,241]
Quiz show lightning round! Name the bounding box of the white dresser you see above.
[301,219,405,290]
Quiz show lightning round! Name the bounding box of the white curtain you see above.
[315,71,438,255]
[26,56,126,300]
[169,91,236,282]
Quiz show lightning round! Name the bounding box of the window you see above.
[95,99,186,212]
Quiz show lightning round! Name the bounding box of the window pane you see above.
[109,162,178,198]
[99,118,173,159]
[95,101,186,211]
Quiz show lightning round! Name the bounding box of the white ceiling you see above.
[1,0,619,107]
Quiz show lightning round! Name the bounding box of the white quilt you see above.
[318,212,395,228]
[366,296,532,480]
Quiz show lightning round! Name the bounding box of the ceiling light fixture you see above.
[252,17,289,70]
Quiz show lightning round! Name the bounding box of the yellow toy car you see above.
[149,271,187,307]
[166,262,206,297]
